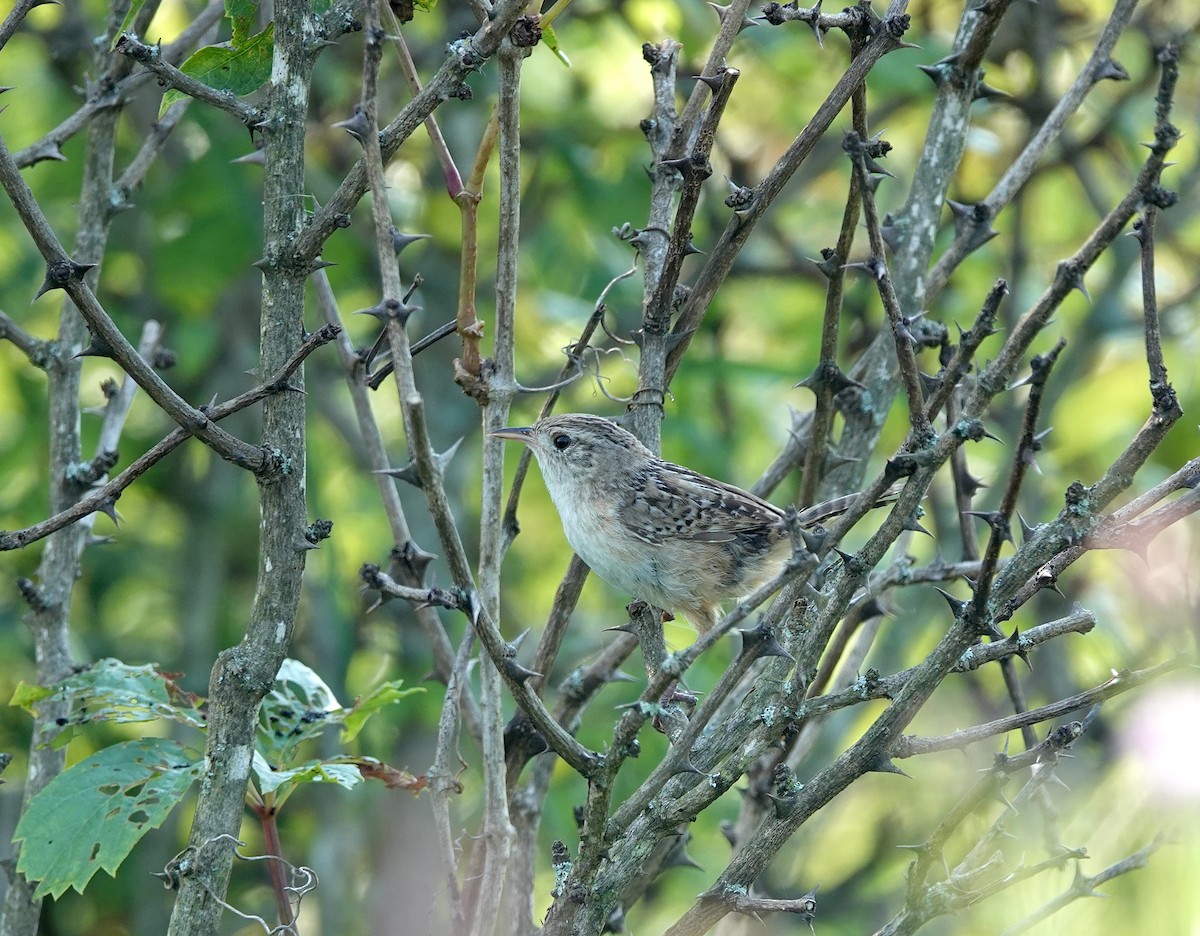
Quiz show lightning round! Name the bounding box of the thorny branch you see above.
[1,2,1194,936]
[1,325,342,551]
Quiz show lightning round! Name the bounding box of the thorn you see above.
[507,628,532,654]
[832,547,857,567]
[843,256,887,281]
[917,62,953,86]
[659,153,712,183]
[862,154,895,179]
[231,149,266,165]
[391,229,431,254]
[661,833,704,871]
[34,258,96,300]
[959,472,987,498]
[355,298,421,324]
[764,789,800,818]
[807,0,825,47]
[72,333,116,360]
[1033,565,1064,597]
[603,623,638,635]
[737,623,794,663]
[972,80,1009,102]
[502,658,542,684]
[1006,626,1032,670]
[865,754,911,778]
[392,540,437,584]
[1057,259,1090,302]
[333,104,370,143]
[797,525,827,555]
[95,497,121,526]
[1008,370,1035,391]
[963,510,1013,544]
[375,437,462,489]
[707,1,757,32]
[1093,58,1129,83]
[933,586,969,617]
[883,455,918,483]
[903,517,932,536]
[918,370,941,396]
[809,247,841,279]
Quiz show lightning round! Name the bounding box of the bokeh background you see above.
[1,0,1198,933]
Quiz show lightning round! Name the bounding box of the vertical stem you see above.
[256,803,296,928]
[469,39,522,936]
[798,34,869,509]
[168,2,314,933]
[1,1,145,931]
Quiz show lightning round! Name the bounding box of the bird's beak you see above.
[489,426,534,444]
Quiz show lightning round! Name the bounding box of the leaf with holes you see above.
[252,751,364,796]
[256,658,341,767]
[24,658,206,748]
[225,0,259,46]
[13,738,201,899]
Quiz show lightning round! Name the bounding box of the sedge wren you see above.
[493,414,870,633]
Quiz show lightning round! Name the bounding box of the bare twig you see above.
[665,1,912,383]
[0,309,46,364]
[1,325,341,551]
[892,657,1190,758]
[0,135,267,471]
[925,0,1141,300]
[998,838,1166,936]
[292,0,531,263]
[845,130,931,441]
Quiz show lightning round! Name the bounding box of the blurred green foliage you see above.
[1,0,1198,933]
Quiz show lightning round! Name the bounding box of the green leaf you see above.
[225,0,259,46]
[9,681,55,714]
[252,752,363,795]
[32,658,205,744]
[111,0,149,49]
[340,680,423,742]
[160,22,274,117]
[257,658,341,767]
[13,738,201,899]
[542,24,572,68]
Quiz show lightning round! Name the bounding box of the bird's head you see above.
[490,414,652,495]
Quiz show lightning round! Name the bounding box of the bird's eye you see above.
[552,433,572,451]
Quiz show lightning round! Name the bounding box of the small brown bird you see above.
[492,414,871,633]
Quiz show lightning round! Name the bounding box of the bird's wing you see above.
[621,461,785,545]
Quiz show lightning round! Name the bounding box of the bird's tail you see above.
[793,482,905,527]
